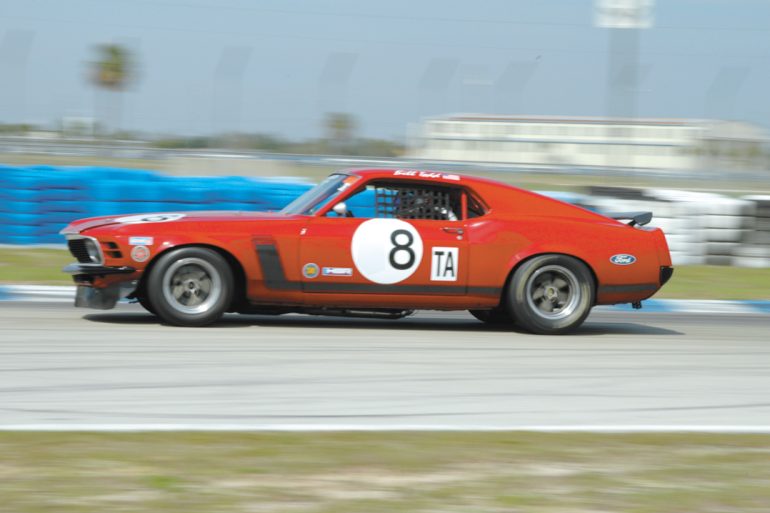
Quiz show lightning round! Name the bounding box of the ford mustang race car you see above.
[61,169,673,334]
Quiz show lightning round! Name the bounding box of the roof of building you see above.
[430,114,712,127]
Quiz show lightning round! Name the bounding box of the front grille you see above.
[68,239,94,263]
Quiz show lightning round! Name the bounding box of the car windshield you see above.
[281,173,355,215]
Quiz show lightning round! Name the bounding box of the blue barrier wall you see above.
[0,165,313,245]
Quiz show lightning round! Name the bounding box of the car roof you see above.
[342,168,508,189]
[340,168,607,222]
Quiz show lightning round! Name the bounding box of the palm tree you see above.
[90,44,134,137]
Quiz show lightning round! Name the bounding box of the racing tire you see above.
[146,247,234,327]
[507,254,594,335]
[137,296,156,315]
[469,308,512,324]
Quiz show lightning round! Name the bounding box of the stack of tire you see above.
[645,189,755,267]
[581,187,762,267]
[736,195,770,268]
[36,167,94,244]
[584,186,704,266]
[700,196,755,266]
[0,165,313,245]
[0,165,91,244]
[83,167,169,217]
[641,190,709,266]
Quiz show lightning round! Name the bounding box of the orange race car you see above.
[60,169,673,334]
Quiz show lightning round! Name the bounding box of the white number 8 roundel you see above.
[351,219,423,284]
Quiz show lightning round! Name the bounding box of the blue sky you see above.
[1,0,769,139]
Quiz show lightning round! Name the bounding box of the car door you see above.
[298,181,469,296]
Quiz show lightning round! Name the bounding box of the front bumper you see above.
[63,263,136,276]
[660,266,674,286]
[63,263,138,310]
[74,283,137,310]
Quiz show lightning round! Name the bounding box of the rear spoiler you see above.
[606,211,652,227]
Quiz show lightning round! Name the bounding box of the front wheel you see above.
[146,247,234,327]
[137,296,156,315]
[469,308,512,324]
[507,255,594,335]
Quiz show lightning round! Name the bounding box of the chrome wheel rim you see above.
[525,265,580,320]
[162,257,222,315]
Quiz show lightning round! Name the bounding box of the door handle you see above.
[442,227,464,235]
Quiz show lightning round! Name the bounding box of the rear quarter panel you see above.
[466,182,668,305]
[468,214,664,306]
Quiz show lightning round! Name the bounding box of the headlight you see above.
[84,239,102,263]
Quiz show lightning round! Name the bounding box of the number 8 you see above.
[389,229,415,270]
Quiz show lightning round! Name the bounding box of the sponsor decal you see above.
[322,267,353,277]
[130,245,151,262]
[128,236,154,246]
[351,218,424,285]
[610,254,637,265]
[255,242,500,296]
[115,213,186,224]
[302,263,320,279]
[430,247,458,281]
[393,170,461,181]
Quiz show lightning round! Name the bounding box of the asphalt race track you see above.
[1,302,769,430]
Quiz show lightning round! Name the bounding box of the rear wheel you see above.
[507,254,594,335]
[147,247,234,327]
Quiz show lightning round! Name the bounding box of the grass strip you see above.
[0,248,73,285]
[656,265,770,300]
[1,431,769,513]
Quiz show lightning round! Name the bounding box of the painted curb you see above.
[0,285,768,314]
[596,299,770,315]
[0,285,76,303]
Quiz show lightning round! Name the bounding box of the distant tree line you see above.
[151,132,404,157]
[152,113,404,157]
[0,123,37,134]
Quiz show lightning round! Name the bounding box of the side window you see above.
[466,193,487,219]
[326,185,377,218]
[328,182,462,221]
[381,185,461,221]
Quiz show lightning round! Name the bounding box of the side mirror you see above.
[332,202,348,217]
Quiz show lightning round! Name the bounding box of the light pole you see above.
[595,0,654,170]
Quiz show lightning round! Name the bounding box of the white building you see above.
[409,115,768,172]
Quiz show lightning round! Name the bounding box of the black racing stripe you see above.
[306,282,500,296]
[305,282,465,294]
[468,286,501,296]
[304,283,500,296]
[255,243,301,291]
[598,283,658,294]
[255,243,500,297]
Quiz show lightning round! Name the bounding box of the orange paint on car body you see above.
[61,169,673,316]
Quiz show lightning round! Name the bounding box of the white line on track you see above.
[4,297,73,303]
[2,424,770,433]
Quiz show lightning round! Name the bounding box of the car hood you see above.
[61,211,297,234]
